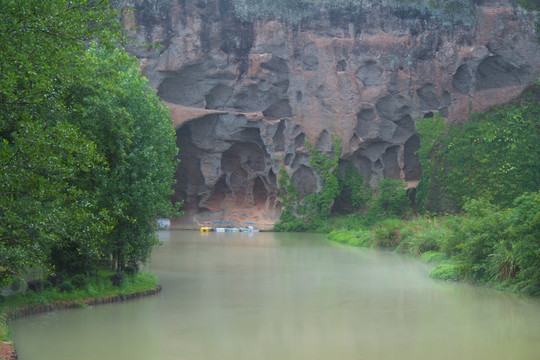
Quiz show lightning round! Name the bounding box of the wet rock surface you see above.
[122,0,540,226]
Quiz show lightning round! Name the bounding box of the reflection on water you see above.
[13,231,540,360]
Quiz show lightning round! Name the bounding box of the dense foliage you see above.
[60,47,180,274]
[328,192,540,296]
[274,139,411,232]
[327,84,540,296]
[0,0,179,288]
[416,85,540,213]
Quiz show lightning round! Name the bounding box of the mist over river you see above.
[13,231,540,359]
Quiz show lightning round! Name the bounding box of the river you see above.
[12,231,540,359]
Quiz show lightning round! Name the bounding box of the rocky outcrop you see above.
[122,0,539,227]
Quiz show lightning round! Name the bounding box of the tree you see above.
[66,46,180,272]
[0,1,179,283]
[0,0,120,284]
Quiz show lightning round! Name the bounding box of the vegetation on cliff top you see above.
[231,0,477,25]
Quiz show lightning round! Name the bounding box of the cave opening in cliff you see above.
[253,176,268,209]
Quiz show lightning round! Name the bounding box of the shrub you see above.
[397,217,450,255]
[74,301,89,309]
[273,210,309,232]
[58,282,75,293]
[430,264,460,281]
[124,263,139,275]
[327,229,373,247]
[47,272,64,286]
[501,192,540,293]
[420,251,448,263]
[70,274,89,289]
[371,218,403,248]
[110,272,125,287]
[27,279,43,293]
[9,278,23,293]
[416,85,540,213]
[366,178,411,223]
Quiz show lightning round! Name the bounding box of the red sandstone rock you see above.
[122,0,540,227]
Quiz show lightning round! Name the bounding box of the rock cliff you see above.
[122,0,539,228]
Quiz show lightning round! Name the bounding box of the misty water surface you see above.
[13,231,540,359]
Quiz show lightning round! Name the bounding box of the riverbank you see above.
[0,273,162,360]
[326,194,539,297]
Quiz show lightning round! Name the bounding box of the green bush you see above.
[327,229,372,247]
[70,274,89,289]
[58,282,75,293]
[9,279,23,293]
[430,264,460,281]
[334,164,371,214]
[368,178,411,221]
[273,210,309,232]
[110,272,125,287]
[416,85,540,213]
[420,251,448,263]
[371,218,403,249]
[396,217,447,255]
[430,192,540,294]
[328,191,539,296]
[499,192,540,294]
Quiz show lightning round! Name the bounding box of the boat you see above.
[240,223,259,232]
[240,226,259,232]
[157,218,170,229]
[200,226,213,232]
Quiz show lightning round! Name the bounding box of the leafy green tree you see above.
[66,47,180,272]
[0,121,112,280]
[0,1,179,283]
[366,178,411,222]
[501,192,540,295]
[0,0,120,284]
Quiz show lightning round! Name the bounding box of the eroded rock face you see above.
[122,0,540,227]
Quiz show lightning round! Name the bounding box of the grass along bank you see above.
[326,191,540,297]
[0,271,160,359]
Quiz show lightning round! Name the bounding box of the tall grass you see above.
[1,271,158,309]
[325,192,540,296]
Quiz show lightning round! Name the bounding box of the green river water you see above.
[12,231,540,359]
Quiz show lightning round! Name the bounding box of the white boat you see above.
[157,218,170,229]
[240,226,259,232]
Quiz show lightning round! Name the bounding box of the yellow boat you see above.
[200,226,213,232]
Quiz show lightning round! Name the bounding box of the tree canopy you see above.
[0,0,179,285]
